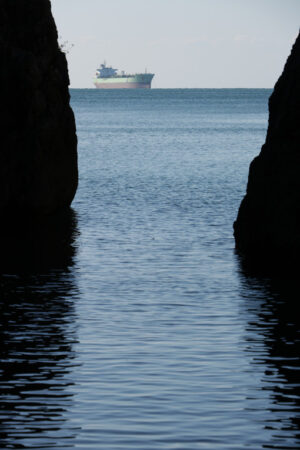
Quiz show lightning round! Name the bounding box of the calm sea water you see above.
[1,89,299,449]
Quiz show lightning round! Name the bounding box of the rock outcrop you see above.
[0,0,78,215]
[234,32,300,271]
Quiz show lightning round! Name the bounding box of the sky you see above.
[51,0,300,89]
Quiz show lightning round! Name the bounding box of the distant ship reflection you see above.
[0,209,80,449]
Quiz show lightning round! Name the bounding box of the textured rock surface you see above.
[234,32,300,270]
[0,0,77,214]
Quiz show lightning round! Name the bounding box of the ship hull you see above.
[93,73,154,89]
[94,82,151,89]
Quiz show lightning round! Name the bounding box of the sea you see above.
[0,89,299,450]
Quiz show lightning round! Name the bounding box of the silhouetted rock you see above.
[0,0,78,215]
[234,32,300,272]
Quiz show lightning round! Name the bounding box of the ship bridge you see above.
[96,63,118,78]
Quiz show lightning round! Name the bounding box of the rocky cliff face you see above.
[0,0,78,215]
[234,32,300,270]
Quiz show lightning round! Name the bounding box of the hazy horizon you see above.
[51,0,300,89]
[68,87,274,90]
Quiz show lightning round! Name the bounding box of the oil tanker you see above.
[94,63,154,89]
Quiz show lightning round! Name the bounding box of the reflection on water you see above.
[238,260,300,449]
[0,209,79,274]
[0,210,79,449]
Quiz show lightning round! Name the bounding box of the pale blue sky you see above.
[51,0,300,88]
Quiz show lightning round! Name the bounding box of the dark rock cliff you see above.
[234,32,300,271]
[0,0,78,215]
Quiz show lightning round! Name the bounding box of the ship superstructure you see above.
[94,62,154,89]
